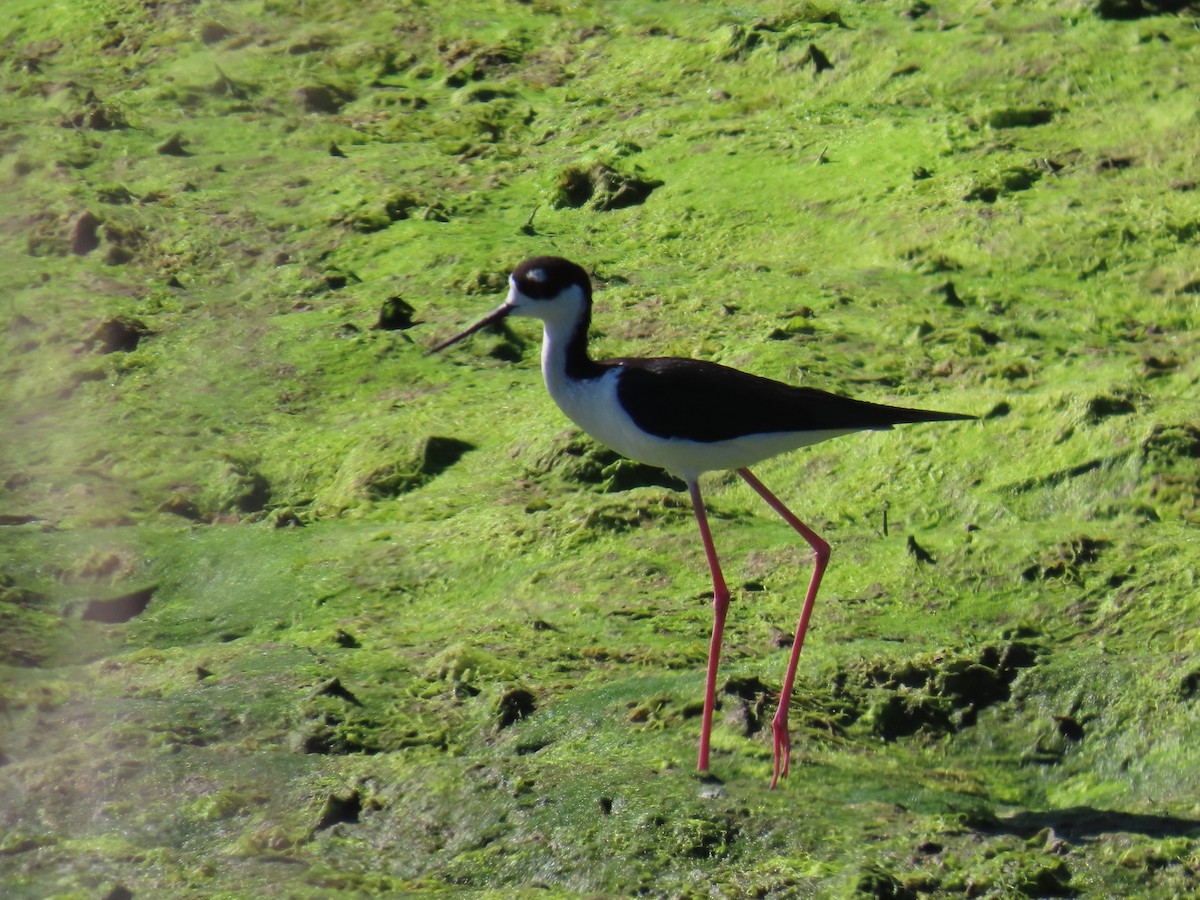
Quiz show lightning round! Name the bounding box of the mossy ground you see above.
[2,0,1199,896]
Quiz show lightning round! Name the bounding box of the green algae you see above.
[3,0,1200,896]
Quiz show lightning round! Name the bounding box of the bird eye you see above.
[526,268,547,284]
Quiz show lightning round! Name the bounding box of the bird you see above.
[430,256,974,788]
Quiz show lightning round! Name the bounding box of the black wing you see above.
[608,357,973,443]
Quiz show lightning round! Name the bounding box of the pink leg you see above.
[688,478,730,775]
[737,468,830,790]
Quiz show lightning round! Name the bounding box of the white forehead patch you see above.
[526,268,547,284]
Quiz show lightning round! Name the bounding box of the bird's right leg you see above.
[738,468,830,790]
[689,478,730,774]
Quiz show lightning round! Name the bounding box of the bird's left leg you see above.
[737,468,830,790]
[688,478,730,775]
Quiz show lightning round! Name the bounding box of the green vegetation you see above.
[2,0,1198,895]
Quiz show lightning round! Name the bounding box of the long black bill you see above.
[427,303,513,355]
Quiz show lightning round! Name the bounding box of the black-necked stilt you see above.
[431,256,974,788]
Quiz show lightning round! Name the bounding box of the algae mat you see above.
[2,0,1199,896]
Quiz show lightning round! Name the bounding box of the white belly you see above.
[543,366,851,481]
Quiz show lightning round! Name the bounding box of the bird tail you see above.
[879,405,976,425]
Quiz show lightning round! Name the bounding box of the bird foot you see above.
[769,713,791,790]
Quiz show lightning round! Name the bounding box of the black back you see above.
[610,356,973,443]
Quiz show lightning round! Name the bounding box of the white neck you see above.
[540,307,585,401]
